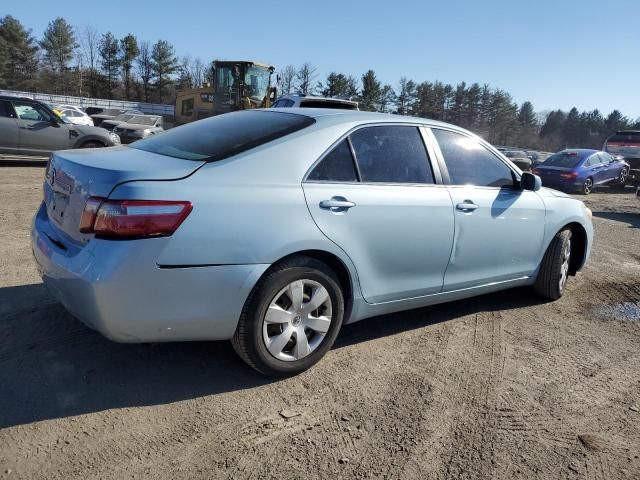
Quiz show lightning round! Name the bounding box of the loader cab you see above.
[212,61,276,115]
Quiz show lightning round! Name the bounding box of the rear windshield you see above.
[543,152,584,168]
[130,110,315,161]
[504,151,527,159]
[607,132,640,144]
[300,100,357,110]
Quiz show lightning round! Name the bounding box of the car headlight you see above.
[109,132,121,144]
[142,128,152,137]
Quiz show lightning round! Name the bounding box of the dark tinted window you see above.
[607,132,640,144]
[350,126,433,183]
[131,111,315,161]
[0,100,15,118]
[307,139,358,182]
[300,100,357,110]
[433,129,514,187]
[544,151,584,168]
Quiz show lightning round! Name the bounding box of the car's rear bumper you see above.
[31,202,269,342]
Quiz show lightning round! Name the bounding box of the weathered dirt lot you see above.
[1,164,639,480]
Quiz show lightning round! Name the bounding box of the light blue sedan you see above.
[32,109,593,375]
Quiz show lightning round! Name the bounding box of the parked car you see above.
[112,115,164,143]
[603,130,640,187]
[91,108,143,127]
[0,95,120,155]
[32,109,593,376]
[272,95,358,110]
[100,113,143,132]
[502,150,532,171]
[533,149,629,194]
[54,104,94,126]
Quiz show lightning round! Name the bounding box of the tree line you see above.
[1,14,637,151]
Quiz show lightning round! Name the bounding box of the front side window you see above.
[598,152,612,164]
[12,102,52,122]
[307,139,358,182]
[350,126,434,184]
[433,129,514,187]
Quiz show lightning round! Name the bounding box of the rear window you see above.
[130,110,315,161]
[607,132,640,144]
[543,152,584,168]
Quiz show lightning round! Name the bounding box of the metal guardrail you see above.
[0,89,175,116]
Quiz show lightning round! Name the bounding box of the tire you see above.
[231,256,345,376]
[80,140,104,149]
[612,168,628,190]
[582,177,593,195]
[534,229,572,300]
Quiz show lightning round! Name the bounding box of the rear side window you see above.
[307,139,358,182]
[0,100,15,118]
[131,110,315,161]
[350,126,434,183]
[433,129,514,187]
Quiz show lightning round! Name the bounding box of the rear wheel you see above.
[534,229,572,300]
[232,256,344,376]
[582,177,593,195]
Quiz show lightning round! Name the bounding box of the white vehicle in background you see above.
[272,95,358,110]
[54,104,94,126]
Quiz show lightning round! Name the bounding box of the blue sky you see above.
[5,0,640,117]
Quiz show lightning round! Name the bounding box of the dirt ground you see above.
[1,164,639,480]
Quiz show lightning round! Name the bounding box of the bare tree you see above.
[295,62,317,95]
[279,64,296,96]
[191,57,205,87]
[78,26,99,96]
[137,41,153,102]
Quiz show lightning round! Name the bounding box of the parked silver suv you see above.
[0,96,120,155]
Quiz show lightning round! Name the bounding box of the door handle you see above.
[456,201,479,212]
[319,197,356,212]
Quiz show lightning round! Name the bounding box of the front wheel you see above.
[613,168,628,189]
[534,229,572,300]
[232,256,344,376]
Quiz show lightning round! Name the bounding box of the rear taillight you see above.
[559,172,578,180]
[79,197,192,238]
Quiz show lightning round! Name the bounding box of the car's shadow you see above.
[0,282,546,428]
[592,211,640,229]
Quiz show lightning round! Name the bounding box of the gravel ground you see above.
[1,165,639,480]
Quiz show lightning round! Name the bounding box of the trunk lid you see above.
[43,146,204,245]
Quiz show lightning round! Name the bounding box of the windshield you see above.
[113,114,136,122]
[244,66,271,102]
[504,151,527,159]
[127,115,159,126]
[130,111,314,161]
[543,152,584,168]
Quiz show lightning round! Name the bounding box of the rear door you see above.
[0,100,19,153]
[12,100,72,154]
[431,128,546,291]
[303,124,454,304]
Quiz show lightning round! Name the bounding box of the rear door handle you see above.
[456,201,479,212]
[319,197,356,212]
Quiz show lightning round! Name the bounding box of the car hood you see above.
[117,123,160,131]
[72,125,111,136]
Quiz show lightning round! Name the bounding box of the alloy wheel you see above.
[559,238,571,291]
[262,279,333,362]
[619,168,628,185]
[583,178,593,194]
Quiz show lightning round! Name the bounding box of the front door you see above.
[11,100,71,155]
[431,128,546,291]
[303,125,454,304]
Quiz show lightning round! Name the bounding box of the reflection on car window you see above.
[307,139,358,182]
[433,129,514,187]
[350,126,433,184]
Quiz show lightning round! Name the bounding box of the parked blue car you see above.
[533,149,629,194]
[31,110,594,375]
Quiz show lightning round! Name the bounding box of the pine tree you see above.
[359,70,381,112]
[396,77,416,115]
[151,39,178,103]
[99,32,120,98]
[39,17,76,94]
[0,15,39,90]
[120,34,139,100]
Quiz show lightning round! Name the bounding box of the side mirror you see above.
[521,172,541,191]
[49,117,60,127]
